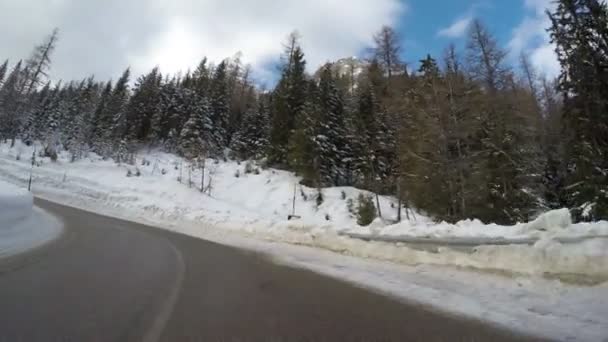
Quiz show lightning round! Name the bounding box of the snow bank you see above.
[349,207,608,242]
[0,179,33,227]
[0,179,62,258]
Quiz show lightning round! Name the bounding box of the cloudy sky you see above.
[0,0,557,84]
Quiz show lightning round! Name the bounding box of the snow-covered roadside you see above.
[1,143,607,340]
[0,180,62,258]
[0,141,607,278]
[19,191,608,342]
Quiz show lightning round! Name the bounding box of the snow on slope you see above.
[1,141,608,341]
[0,180,62,258]
[1,140,607,278]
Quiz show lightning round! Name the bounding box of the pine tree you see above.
[231,99,270,160]
[549,0,608,220]
[315,65,350,186]
[107,68,131,155]
[21,81,51,144]
[268,32,307,165]
[466,20,538,223]
[287,81,320,185]
[67,77,100,160]
[0,60,8,88]
[179,111,205,160]
[23,28,59,95]
[126,67,161,144]
[192,58,210,95]
[90,81,113,155]
[0,61,24,143]
[209,60,230,154]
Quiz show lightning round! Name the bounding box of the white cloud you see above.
[437,16,473,38]
[0,0,405,84]
[508,0,559,78]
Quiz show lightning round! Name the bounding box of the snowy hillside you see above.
[1,140,608,279]
[2,141,608,341]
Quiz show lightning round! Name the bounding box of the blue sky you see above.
[370,0,557,77]
[401,1,521,63]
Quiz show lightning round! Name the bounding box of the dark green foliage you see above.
[268,37,307,165]
[357,194,376,226]
[548,0,608,221]
[231,99,270,160]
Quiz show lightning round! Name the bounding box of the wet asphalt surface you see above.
[0,199,543,342]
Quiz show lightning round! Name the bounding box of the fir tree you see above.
[231,98,270,160]
[268,33,307,165]
[107,68,131,155]
[0,60,8,88]
[126,67,161,143]
[0,61,24,144]
[209,60,230,153]
[549,0,608,220]
[315,65,350,186]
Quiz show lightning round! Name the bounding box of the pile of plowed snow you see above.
[0,180,33,227]
[0,180,62,258]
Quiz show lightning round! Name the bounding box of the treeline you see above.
[0,0,606,224]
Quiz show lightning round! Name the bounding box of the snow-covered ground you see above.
[1,141,606,277]
[0,180,62,258]
[1,141,607,341]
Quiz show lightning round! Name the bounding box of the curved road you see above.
[0,199,541,341]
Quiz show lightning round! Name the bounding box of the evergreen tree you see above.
[107,68,131,155]
[0,61,24,143]
[231,99,270,160]
[466,20,538,223]
[179,111,205,160]
[126,67,161,143]
[90,81,113,155]
[268,32,307,165]
[315,65,350,186]
[287,81,320,185]
[0,60,8,88]
[549,0,608,220]
[209,60,230,153]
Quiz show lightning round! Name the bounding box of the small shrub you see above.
[357,194,377,226]
[347,198,355,214]
[316,189,324,207]
[300,189,308,201]
[244,161,254,174]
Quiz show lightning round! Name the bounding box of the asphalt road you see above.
[0,199,542,342]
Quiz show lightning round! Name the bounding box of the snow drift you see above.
[0,179,33,227]
[0,179,62,258]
